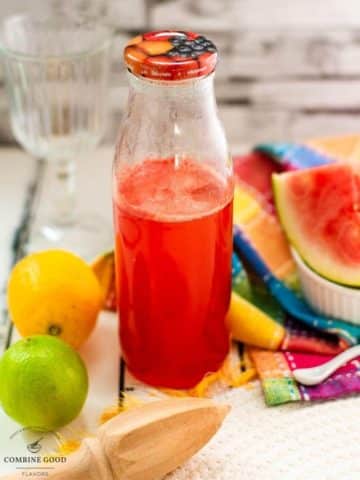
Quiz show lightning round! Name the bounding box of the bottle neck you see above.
[127,72,216,109]
[119,71,230,180]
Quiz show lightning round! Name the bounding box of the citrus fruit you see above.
[226,291,285,350]
[0,335,88,431]
[91,250,116,311]
[7,250,103,349]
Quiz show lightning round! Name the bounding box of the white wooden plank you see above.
[0,148,35,274]
[171,78,360,110]
[244,80,360,109]
[219,105,290,144]
[289,112,360,142]
[107,0,146,29]
[234,0,360,29]
[0,148,35,347]
[0,0,147,29]
[151,0,360,31]
[4,87,360,151]
[151,0,234,31]
[73,146,113,225]
[0,0,54,19]
[198,79,360,110]
[219,105,360,145]
[3,82,360,148]
[228,30,360,78]
[0,95,12,143]
[111,33,133,74]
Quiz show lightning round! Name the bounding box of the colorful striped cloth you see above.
[233,136,360,406]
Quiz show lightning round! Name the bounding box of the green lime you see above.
[0,335,88,431]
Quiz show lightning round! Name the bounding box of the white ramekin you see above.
[291,248,360,325]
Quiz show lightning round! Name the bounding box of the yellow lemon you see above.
[7,250,103,349]
[91,250,116,311]
[226,291,285,350]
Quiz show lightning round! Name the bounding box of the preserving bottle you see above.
[113,30,234,388]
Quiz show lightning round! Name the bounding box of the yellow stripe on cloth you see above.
[233,185,262,225]
[227,292,285,350]
[233,185,296,282]
[241,211,295,281]
[307,134,360,162]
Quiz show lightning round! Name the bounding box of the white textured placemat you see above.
[168,382,360,480]
[1,313,360,479]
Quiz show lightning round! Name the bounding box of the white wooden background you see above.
[1,0,360,145]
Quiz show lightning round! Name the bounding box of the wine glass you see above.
[0,14,113,259]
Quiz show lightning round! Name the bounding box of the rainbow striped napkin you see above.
[233,136,360,405]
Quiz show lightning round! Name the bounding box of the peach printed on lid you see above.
[124,31,218,81]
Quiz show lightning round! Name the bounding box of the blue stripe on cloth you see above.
[254,143,335,169]
[254,143,295,165]
[285,145,334,169]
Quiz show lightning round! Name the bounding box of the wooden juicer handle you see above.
[1,398,230,480]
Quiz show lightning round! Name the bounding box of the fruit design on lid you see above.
[124,31,218,81]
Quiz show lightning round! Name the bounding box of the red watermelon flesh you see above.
[273,163,360,286]
[234,152,282,207]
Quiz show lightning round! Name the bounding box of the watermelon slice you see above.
[273,163,360,286]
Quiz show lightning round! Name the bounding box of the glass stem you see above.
[49,158,77,226]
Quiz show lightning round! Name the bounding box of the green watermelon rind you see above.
[272,171,360,287]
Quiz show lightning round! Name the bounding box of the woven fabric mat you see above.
[169,381,360,479]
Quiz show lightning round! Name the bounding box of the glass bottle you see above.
[113,31,234,388]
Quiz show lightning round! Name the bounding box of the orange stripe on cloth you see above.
[307,134,360,163]
[249,348,292,380]
[233,184,296,281]
[241,211,295,280]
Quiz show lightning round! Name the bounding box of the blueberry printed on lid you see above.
[124,31,218,81]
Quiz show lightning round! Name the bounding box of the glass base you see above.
[27,213,113,261]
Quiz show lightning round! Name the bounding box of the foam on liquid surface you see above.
[116,158,232,221]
